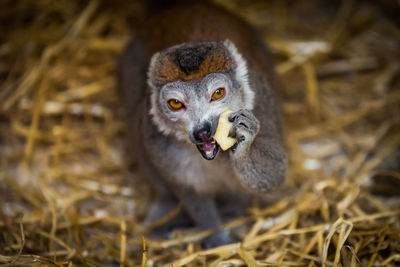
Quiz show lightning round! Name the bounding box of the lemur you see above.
[117,1,287,248]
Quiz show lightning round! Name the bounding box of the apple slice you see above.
[214,109,237,151]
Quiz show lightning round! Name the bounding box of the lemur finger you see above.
[238,109,253,119]
[232,125,249,142]
[229,122,250,139]
[228,127,236,138]
[236,117,256,132]
[228,110,243,122]
[228,110,259,137]
[229,110,258,125]
[228,112,237,122]
[230,115,250,128]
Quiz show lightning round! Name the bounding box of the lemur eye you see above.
[168,99,184,111]
[211,87,225,101]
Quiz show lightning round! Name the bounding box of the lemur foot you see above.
[201,231,236,249]
[228,109,260,154]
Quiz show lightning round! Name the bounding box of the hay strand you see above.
[1,0,400,266]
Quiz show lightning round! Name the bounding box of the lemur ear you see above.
[148,52,163,89]
[223,39,255,110]
[223,40,249,86]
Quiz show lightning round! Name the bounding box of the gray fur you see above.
[117,2,287,248]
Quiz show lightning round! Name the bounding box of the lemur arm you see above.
[229,100,287,193]
[231,132,286,193]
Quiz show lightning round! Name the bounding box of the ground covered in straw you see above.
[1,0,400,266]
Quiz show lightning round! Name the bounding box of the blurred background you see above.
[0,0,399,266]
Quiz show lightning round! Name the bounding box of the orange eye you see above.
[211,88,225,101]
[168,99,184,111]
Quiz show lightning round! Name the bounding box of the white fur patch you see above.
[149,88,188,141]
[149,97,188,141]
[149,101,169,135]
[223,39,255,110]
[148,52,179,139]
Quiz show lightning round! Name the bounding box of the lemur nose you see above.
[193,123,212,142]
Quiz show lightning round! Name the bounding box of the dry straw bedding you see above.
[0,0,399,266]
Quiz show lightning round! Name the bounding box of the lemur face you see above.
[156,73,241,159]
[148,40,254,160]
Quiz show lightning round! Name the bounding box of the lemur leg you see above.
[174,189,236,248]
[216,193,251,218]
[144,198,193,238]
[142,164,192,236]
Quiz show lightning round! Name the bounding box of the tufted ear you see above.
[147,52,165,90]
[223,39,254,110]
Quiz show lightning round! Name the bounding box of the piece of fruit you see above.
[214,109,237,151]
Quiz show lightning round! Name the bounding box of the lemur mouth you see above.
[196,138,220,160]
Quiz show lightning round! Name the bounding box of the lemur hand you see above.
[228,109,260,154]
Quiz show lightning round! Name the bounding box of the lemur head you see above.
[148,40,254,160]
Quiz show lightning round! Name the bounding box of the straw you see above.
[1,0,399,266]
